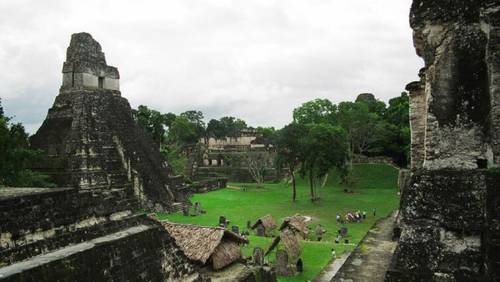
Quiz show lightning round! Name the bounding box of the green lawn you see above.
[158,164,399,281]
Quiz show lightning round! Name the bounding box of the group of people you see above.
[336,208,376,224]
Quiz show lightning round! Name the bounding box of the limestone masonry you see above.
[386,1,500,281]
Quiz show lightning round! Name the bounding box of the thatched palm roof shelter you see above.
[162,222,248,270]
[266,229,301,259]
[251,214,277,234]
[279,215,309,239]
[265,215,309,260]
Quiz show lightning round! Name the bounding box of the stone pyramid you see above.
[30,32,188,212]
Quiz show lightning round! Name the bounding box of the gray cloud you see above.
[0,0,423,133]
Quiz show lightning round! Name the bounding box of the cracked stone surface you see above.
[387,1,500,281]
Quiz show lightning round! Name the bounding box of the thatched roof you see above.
[265,229,301,260]
[251,214,277,230]
[280,215,309,238]
[211,240,242,270]
[162,222,248,264]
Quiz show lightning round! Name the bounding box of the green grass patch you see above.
[158,164,399,281]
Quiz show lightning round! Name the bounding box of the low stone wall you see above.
[196,167,278,182]
[352,155,399,167]
[189,177,228,193]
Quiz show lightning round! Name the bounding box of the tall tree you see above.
[293,98,337,125]
[206,119,225,139]
[169,116,201,146]
[384,92,410,166]
[135,105,173,147]
[276,123,307,202]
[337,102,383,158]
[300,123,348,202]
[255,126,278,147]
[219,116,247,137]
[355,93,387,116]
[180,110,205,141]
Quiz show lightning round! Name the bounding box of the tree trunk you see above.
[291,166,296,202]
[321,173,329,188]
[309,169,315,202]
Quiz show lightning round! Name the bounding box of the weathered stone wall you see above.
[0,224,197,282]
[485,170,500,281]
[189,177,228,193]
[387,1,500,281]
[483,4,500,166]
[409,1,497,170]
[0,187,139,266]
[406,71,427,171]
[387,170,499,281]
[196,166,279,182]
[61,33,120,91]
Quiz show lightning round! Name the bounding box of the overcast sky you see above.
[0,0,422,134]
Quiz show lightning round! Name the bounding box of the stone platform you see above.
[331,211,398,282]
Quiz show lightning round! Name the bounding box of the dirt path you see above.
[330,211,398,282]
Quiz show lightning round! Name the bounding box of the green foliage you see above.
[293,98,337,125]
[0,100,54,187]
[135,105,174,146]
[159,163,399,281]
[179,110,205,141]
[206,116,248,139]
[291,92,410,168]
[12,170,56,188]
[255,126,278,146]
[276,123,308,201]
[337,101,383,155]
[169,116,201,145]
[160,144,187,176]
[206,119,225,139]
[300,123,348,201]
[355,93,387,116]
[301,123,348,178]
[385,92,409,126]
[383,92,410,166]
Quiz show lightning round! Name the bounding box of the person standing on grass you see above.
[316,224,326,241]
[331,248,336,258]
[373,208,377,217]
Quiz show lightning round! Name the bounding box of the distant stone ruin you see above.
[386,1,500,281]
[30,32,188,212]
[189,129,280,182]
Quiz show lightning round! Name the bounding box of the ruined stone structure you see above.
[190,129,279,182]
[31,33,188,212]
[0,32,196,281]
[0,187,198,281]
[0,33,276,282]
[386,1,500,281]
